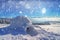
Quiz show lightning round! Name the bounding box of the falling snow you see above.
[0,0,60,40]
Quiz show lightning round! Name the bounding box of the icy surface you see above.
[0,16,60,40]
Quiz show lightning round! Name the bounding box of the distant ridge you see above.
[0,18,11,24]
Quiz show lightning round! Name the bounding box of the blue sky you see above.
[0,0,60,18]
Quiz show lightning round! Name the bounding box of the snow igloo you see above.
[0,16,38,36]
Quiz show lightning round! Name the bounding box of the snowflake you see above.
[59,5,60,8]
[19,1,25,6]
[14,28,17,30]
[25,15,27,17]
[1,29,4,32]
[41,8,46,14]
[25,3,31,9]
[19,11,22,14]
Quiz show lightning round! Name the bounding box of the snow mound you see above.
[10,16,38,35]
[10,16,32,27]
[0,16,38,36]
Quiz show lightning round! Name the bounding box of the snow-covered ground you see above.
[0,24,10,28]
[38,25,60,34]
[0,24,60,40]
[0,16,60,40]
